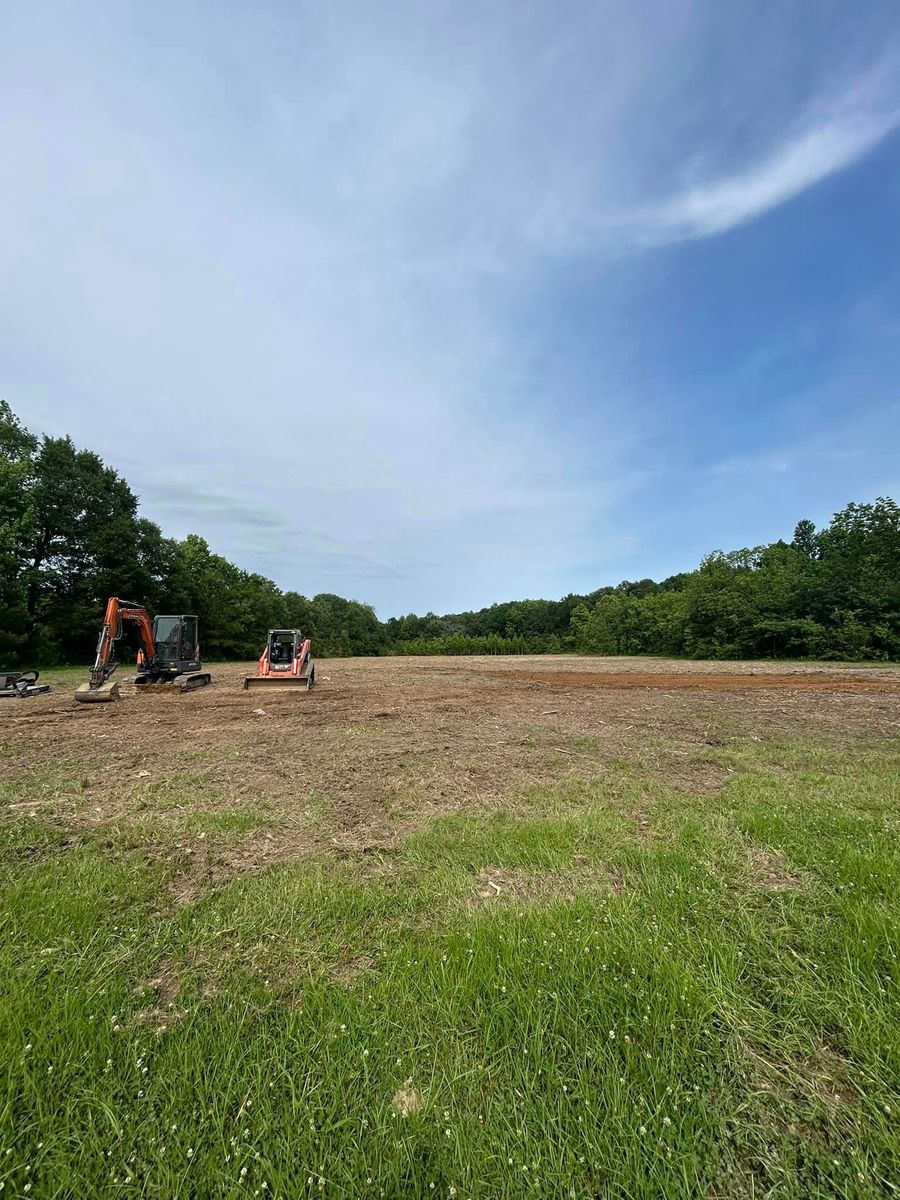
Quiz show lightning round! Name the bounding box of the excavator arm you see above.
[88,597,158,687]
[78,597,158,702]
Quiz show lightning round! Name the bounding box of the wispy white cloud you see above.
[635,72,900,243]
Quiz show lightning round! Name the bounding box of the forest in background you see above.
[2,401,898,664]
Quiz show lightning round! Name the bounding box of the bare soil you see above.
[3,656,899,890]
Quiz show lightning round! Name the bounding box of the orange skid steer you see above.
[244,630,315,691]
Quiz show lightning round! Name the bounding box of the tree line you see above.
[2,401,898,664]
[387,503,899,660]
[0,402,382,664]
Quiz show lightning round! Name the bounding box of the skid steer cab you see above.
[244,630,315,691]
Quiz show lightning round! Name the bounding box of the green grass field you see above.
[2,729,900,1198]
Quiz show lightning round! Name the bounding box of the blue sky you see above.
[2,2,898,616]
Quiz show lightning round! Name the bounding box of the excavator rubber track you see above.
[135,671,212,694]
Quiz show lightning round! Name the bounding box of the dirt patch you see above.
[129,959,185,1032]
[469,862,622,907]
[742,1035,857,1115]
[392,1080,422,1117]
[497,670,900,692]
[2,656,898,892]
[744,845,807,892]
[330,952,375,986]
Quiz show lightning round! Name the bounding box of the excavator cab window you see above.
[153,615,198,665]
[154,616,182,662]
[180,616,198,662]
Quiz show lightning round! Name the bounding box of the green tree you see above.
[0,402,38,661]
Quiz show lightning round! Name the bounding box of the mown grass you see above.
[1,737,899,1197]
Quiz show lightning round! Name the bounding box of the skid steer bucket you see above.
[244,664,315,691]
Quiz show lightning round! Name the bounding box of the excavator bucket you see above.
[75,680,121,703]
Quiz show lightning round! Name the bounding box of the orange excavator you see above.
[75,597,212,703]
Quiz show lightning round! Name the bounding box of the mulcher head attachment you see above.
[0,671,51,699]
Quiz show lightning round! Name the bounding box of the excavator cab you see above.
[150,615,200,671]
[136,614,207,689]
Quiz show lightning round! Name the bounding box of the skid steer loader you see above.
[244,630,315,691]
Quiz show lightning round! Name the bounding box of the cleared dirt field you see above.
[5,656,900,1197]
[3,655,899,894]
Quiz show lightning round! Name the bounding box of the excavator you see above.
[244,629,315,691]
[75,597,212,703]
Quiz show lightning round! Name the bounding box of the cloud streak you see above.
[636,76,900,243]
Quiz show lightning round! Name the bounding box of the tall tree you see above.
[0,402,38,659]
